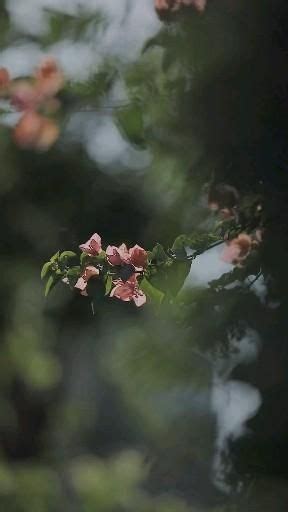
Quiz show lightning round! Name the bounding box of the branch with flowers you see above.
[41,223,262,309]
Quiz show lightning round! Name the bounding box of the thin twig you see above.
[246,270,262,289]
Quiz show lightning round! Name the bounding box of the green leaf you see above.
[151,243,169,265]
[50,251,60,263]
[98,250,107,261]
[67,266,81,278]
[116,104,145,147]
[105,275,113,296]
[80,252,89,265]
[149,259,191,297]
[171,235,189,259]
[41,261,53,280]
[45,276,56,297]
[59,251,77,261]
[140,278,165,305]
[186,233,220,252]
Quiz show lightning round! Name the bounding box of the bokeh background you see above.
[1,0,288,510]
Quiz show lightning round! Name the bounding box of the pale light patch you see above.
[211,329,262,493]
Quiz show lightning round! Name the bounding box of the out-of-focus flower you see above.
[208,184,239,219]
[13,111,59,151]
[79,233,102,256]
[106,243,147,271]
[75,266,99,296]
[221,233,254,266]
[35,57,65,99]
[0,67,10,91]
[110,274,146,307]
[35,117,60,151]
[181,0,206,11]
[219,208,236,220]
[10,80,41,111]
[155,0,206,16]
[13,111,44,148]
[155,0,171,11]
[10,59,64,113]
[3,58,65,152]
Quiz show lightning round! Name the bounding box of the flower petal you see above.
[84,266,99,280]
[110,282,133,302]
[13,111,44,148]
[106,245,123,266]
[133,290,146,307]
[75,277,87,292]
[129,244,147,270]
[35,57,65,98]
[79,233,102,255]
[0,68,10,91]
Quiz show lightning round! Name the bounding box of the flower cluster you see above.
[66,233,147,307]
[155,0,206,17]
[0,57,65,151]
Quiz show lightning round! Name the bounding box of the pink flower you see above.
[221,234,253,266]
[35,57,65,99]
[75,266,99,296]
[11,59,64,112]
[181,0,206,12]
[11,80,42,111]
[0,67,10,91]
[155,0,170,11]
[13,111,59,151]
[110,274,146,307]
[208,184,239,219]
[34,117,59,150]
[106,243,147,271]
[79,233,102,256]
[171,0,206,11]
[106,243,130,266]
[155,0,206,14]
[129,245,148,271]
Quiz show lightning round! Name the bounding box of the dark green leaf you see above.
[171,235,189,259]
[151,243,169,265]
[80,252,89,265]
[67,266,81,278]
[150,259,191,297]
